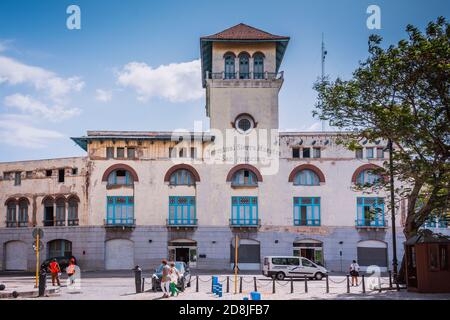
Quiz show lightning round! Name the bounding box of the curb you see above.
[0,288,58,299]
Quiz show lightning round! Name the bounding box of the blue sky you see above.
[0,0,448,162]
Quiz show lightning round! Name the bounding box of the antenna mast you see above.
[321,33,327,132]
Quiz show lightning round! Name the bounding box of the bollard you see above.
[326,275,329,294]
[38,268,47,297]
[272,277,276,294]
[362,275,366,294]
[239,277,243,293]
[211,276,214,293]
[346,274,350,293]
[142,277,145,293]
[388,271,392,288]
[0,284,5,291]
[134,266,142,294]
[290,277,294,294]
[226,276,230,293]
[253,276,257,292]
[304,275,308,293]
[196,275,199,292]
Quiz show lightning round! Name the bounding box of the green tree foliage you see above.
[314,17,449,239]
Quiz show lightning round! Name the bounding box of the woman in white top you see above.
[349,260,360,286]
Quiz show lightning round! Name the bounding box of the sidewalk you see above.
[1,271,449,300]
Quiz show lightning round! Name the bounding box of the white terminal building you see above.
[2,24,445,273]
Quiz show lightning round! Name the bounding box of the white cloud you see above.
[0,115,64,149]
[4,94,81,122]
[95,89,112,102]
[0,55,84,101]
[117,59,203,102]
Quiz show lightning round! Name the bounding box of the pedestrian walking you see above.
[49,258,61,287]
[66,258,77,285]
[161,259,171,298]
[349,260,360,286]
[169,262,180,297]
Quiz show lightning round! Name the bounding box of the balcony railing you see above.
[229,218,261,228]
[355,219,388,228]
[68,219,79,226]
[43,220,66,227]
[294,219,321,226]
[104,218,136,227]
[6,221,28,228]
[207,71,283,81]
[167,218,198,227]
[424,219,449,229]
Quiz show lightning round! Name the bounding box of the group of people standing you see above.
[48,257,77,287]
[160,259,181,298]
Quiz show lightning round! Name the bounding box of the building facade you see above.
[3,24,443,272]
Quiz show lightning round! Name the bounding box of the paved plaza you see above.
[1,271,449,300]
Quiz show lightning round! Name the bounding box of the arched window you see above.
[239,53,250,79]
[6,199,17,227]
[18,199,28,227]
[170,169,195,186]
[231,169,258,187]
[294,170,320,186]
[356,170,381,185]
[253,53,264,79]
[55,198,66,226]
[224,53,235,79]
[68,197,79,226]
[108,169,134,186]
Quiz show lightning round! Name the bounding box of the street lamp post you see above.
[388,138,398,282]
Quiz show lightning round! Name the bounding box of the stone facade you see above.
[3,24,442,273]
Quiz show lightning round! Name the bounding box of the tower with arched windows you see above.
[200,23,289,133]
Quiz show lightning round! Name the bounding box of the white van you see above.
[262,256,328,280]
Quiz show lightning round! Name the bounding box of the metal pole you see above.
[272,278,276,294]
[388,270,393,288]
[226,276,229,293]
[234,235,239,294]
[304,275,308,293]
[253,276,257,292]
[290,277,294,294]
[35,233,39,288]
[196,275,199,292]
[239,276,243,293]
[326,275,329,293]
[346,274,350,293]
[362,275,366,294]
[389,139,398,282]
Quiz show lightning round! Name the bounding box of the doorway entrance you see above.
[168,239,197,268]
[293,239,324,266]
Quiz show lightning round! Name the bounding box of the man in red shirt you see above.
[49,259,61,286]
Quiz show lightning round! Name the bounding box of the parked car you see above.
[151,261,191,292]
[262,256,328,280]
[41,256,77,272]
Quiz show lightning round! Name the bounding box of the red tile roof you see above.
[201,23,289,41]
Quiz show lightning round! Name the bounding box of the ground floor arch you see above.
[293,239,324,266]
[168,239,197,268]
[47,239,73,258]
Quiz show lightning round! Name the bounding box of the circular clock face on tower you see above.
[235,114,255,134]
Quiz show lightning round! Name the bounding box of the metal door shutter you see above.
[105,239,134,270]
[357,247,387,267]
[230,244,260,263]
[5,241,27,270]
